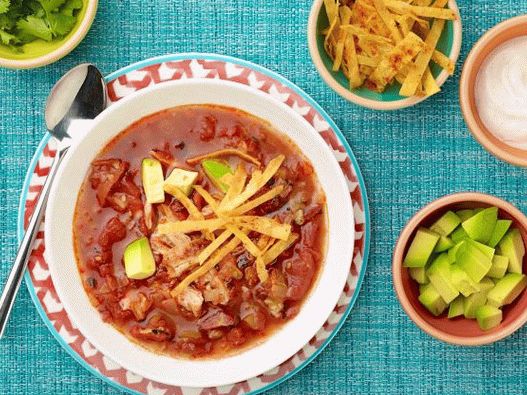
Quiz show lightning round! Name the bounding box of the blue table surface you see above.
[1,1,527,394]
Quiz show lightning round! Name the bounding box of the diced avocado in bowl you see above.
[403,206,527,331]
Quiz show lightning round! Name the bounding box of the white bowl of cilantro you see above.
[0,0,97,69]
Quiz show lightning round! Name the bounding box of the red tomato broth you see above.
[73,104,327,359]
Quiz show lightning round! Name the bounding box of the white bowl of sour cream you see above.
[460,15,527,167]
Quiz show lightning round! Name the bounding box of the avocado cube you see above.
[498,228,525,274]
[434,236,454,253]
[456,241,492,283]
[403,228,440,268]
[447,241,465,264]
[467,239,495,261]
[488,219,513,248]
[451,227,469,243]
[450,265,479,297]
[430,211,461,236]
[124,237,156,280]
[478,277,495,293]
[456,209,475,222]
[418,283,448,316]
[463,291,487,319]
[426,254,459,303]
[474,208,485,214]
[141,158,165,204]
[409,267,428,285]
[461,207,498,244]
[488,255,509,279]
[164,168,199,196]
[475,305,502,331]
[487,273,527,307]
[201,159,233,192]
[448,296,465,318]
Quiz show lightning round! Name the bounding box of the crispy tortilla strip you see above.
[256,234,275,253]
[198,229,233,264]
[193,185,220,212]
[220,155,284,212]
[171,236,241,297]
[323,0,339,23]
[412,0,433,5]
[186,149,261,167]
[220,163,247,209]
[261,233,299,266]
[227,225,262,258]
[351,0,391,38]
[431,49,455,75]
[372,0,403,42]
[384,0,457,20]
[324,10,340,56]
[231,216,291,241]
[343,34,363,88]
[340,25,393,44]
[432,0,449,7]
[332,30,348,71]
[366,32,424,92]
[255,256,269,283]
[228,185,284,216]
[165,185,214,240]
[357,54,380,67]
[400,18,445,96]
[422,67,440,96]
[158,218,226,234]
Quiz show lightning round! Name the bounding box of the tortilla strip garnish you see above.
[333,30,348,71]
[219,155,284,212]
[255,256,269,283]
[431,49,455,75]
[198,229,233,264]
[231,216,291,241]
[186,149,261,167]
[227,184,285,216]
[373,0,403,42]
[193,185,220,212]
[422,67,440,96]
[261,233,299,266]
[226,225,262,258]
[343,34,362,88]
[171,235,242,297]
[400,18,445,96]
[340,25,393,44]
[384,0,457,20]
[366,32,424,92]
[219,163,247,209]
[357,54,380,67]
[158,218,227,234]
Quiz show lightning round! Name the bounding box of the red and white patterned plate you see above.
[18,54,370,395]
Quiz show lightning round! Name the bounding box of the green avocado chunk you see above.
[141,158,165,204]
[463,291,487,319]
[478,277,495,293]
[201,159,233,193]
[409,267,428,285]
[124,237,156,280]
[448,296,465,318]
[487,273,527,307]
[498,228,525,274]
[418,283,448,316]
[426,254,459,303]
[434,236,454,253]
[430,211,461,236]
[403,228,440,268]
[476,305,503,331]
[447,241,465,263]
[456,209,475,222]
[451,227,469,243]
[487,255,509,279]
[450,265,479,297]
[467,239,495,261]
[488,219,513,248]
[456,241,492,283]
[461,207,498,244]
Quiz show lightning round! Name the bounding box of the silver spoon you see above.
[0,64,107,339]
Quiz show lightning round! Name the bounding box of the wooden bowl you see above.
[393,192,527,346]
[459,15,527,167]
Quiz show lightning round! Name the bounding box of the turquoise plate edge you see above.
[17,53,371,395]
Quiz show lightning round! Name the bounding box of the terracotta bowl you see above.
[393,192,527,346]
[459,15,527,167]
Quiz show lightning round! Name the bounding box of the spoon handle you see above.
[0,146,68,339]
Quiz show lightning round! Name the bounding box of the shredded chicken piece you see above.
[119,291,152,321]
[198,270,231,305]
[176,286,204,317]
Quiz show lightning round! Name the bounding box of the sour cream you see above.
[475,36,527,149]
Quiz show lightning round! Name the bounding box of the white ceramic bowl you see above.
[45,79,355,388]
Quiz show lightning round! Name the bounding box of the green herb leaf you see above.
[0,28,18,44]
[37,0,65,13]
[0,0,10,14]
[47,10,74,36]
[60,0,81,16]
[16,14,52,41]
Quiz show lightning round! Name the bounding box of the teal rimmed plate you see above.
[307,0,462,110]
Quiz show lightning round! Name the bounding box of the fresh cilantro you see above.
[0,0,82,52]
